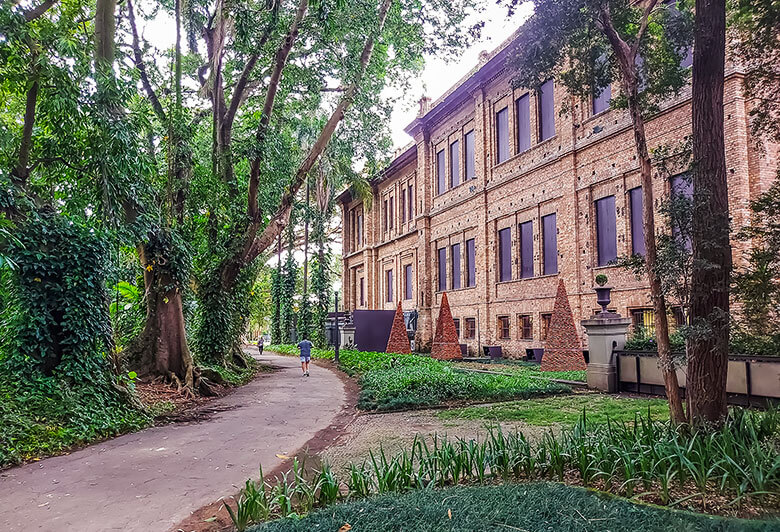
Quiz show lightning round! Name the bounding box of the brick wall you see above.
[338,33,778,358]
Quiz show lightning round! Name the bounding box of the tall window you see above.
[629,187,645,256]
[359,277,365,306]
[519,315,533,340]
[383,199,388,232]
[451,243,461,289]
[498,316,510,339]
[404,264,413,300]
[542,213,558,275]
[357,212,363,246]
[465,238,476,287]
[464,317,476,339]
[541,313,552,339]
[464,130,476,180]
[519,221,533,278]
[593,84,611,115]
[671,172,693,250]
[498,227,512,282]
[538,79,555,141]
[388,196,394,230]
[665,0,693,68]
[436,149,446,195]
[386,269,393,303]
[595,195,617,266]
[438,247,447,292]
[516,93,531,153]
[453,318,460,338]
[407,185,414,221]
[496,107,509,164]
[401,190,406,223]
[450,140,460,188]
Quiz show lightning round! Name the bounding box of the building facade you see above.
[337,29,778,358]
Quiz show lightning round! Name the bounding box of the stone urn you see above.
[595,286,612,315]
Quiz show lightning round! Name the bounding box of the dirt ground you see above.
[320,408,555,475]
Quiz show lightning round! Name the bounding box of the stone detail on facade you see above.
[386,301,412,354]
[541,279,587,371]
[431,292,462,360]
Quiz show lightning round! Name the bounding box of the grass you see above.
[266,345,572,411]
[438,394,671,426]
[249,482,778,532]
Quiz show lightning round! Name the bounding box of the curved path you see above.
[0,352,347,532]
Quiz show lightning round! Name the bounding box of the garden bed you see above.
[266,345,572,411]
[249,482,777,532]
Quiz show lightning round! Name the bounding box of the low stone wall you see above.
[615,351,780,405]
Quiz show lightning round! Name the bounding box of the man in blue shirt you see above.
[298,338,313,377]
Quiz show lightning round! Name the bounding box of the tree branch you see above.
[245,0,394,265]
[23,0,57,22]
[11,55,40,188]
[126,0,166,122]
[246,0,310,221]
[631,0,661,57]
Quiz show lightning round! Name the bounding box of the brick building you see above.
[337,27,778,358]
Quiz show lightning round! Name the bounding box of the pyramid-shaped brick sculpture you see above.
[541,279,587,371]
[431,292,462,360]
[386,301,412,354]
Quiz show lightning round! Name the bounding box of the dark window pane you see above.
[357,213,363,246]
[466,238,476,287]
[389,197,394,229]
[436,149,446,195]
[404,264,413,300]
[465,318,476,339]
[516,94,531,152]
[629,187,645,256]
[496,107,509,163]
[498,316,510,339]
[538,79,555,141]
[519,221,534,278]
[452,243,461,289]
[408,185,413,220]
[498,227,512,282]
[453,318,460,338]
[593,84,611,114]
[671,172,693,250]
[519,315,533,340]
[665,0,693,68]
[450,140,460,188]
[383,200,388,232]
[386,270,393,302]
[401,190,406,223]
[438,247,447,292]
[465,130,476,180]
[595,195,617,266]
[360,277,364,306]
[542,213,558,275]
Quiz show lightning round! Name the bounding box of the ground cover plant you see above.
[458,360,587,383]
[266,345,571,411]
[438,394,671,426]
[224,408,780,530]
[249,482,777,532]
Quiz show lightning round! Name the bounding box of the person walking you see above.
[298,338,313,377]
[258,335,264,356]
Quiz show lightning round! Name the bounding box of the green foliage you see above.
[252,483,775,532]
[595,273,608,286]
[625,326,686,351]
[281,227,298,343]
[439,395,671,426]
[506,0,692,114]
[241,408,780,529]
[270,265,283,344]
[267,345,571,411]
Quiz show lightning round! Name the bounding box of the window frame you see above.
[595,195,618,267]
[465,238,476,288]
[496,106,510,164]
[451,243,461,290]
[538,79,556,142]
[436,149,446,195]
[498,315,511,340]
[542,213,558,275]
[464,129,476,180]
[518,314,533,340]
[464,317,476,339]
[437,247,447,292]
[515,93,531,153]
[404,263,413,300]
[498,227,512,282]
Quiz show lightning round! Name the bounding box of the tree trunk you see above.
[688,0,730,425]
[599,7,686,424]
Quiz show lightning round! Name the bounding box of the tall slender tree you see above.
[687,0,730,424]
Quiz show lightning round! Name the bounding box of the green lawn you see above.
[266,345,572,411]
[458,360,587,382]
[438,394,671,426]
[249,482,777,532]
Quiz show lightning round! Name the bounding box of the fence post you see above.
[581,314,631,393]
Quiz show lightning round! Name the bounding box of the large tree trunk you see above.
[687,0,730,425]
[599,5,686,424]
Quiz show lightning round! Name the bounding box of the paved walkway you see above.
[0,352,346,532]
